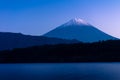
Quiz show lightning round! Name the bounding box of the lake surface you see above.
[0,63,120,80]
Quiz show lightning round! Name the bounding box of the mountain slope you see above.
[0,32,79,50]
[44,18,117,42]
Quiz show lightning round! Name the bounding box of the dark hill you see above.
[0,32,79,50]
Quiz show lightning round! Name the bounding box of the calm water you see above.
[0,63,120,80]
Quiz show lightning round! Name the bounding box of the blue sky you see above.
[0,0,120,38]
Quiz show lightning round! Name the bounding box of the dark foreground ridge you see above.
[0,40,120,63]
[0,32,79,50]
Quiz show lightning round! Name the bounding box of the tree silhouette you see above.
[0,40,120,63]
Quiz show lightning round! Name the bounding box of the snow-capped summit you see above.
[44,18,117,42]
[62,18,90,27]
[58,18,92,29]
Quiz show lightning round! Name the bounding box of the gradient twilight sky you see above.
[0,0,120,38]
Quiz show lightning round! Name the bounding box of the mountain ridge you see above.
[0,32,79,50]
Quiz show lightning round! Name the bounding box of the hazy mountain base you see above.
[0,40,120,63]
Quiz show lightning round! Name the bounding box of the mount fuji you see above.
[44,18,117,42]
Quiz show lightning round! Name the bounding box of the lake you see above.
[0,63,120,80]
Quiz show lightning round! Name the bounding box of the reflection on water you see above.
[0,63,120,80]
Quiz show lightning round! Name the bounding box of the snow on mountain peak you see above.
[62,18,90,27]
